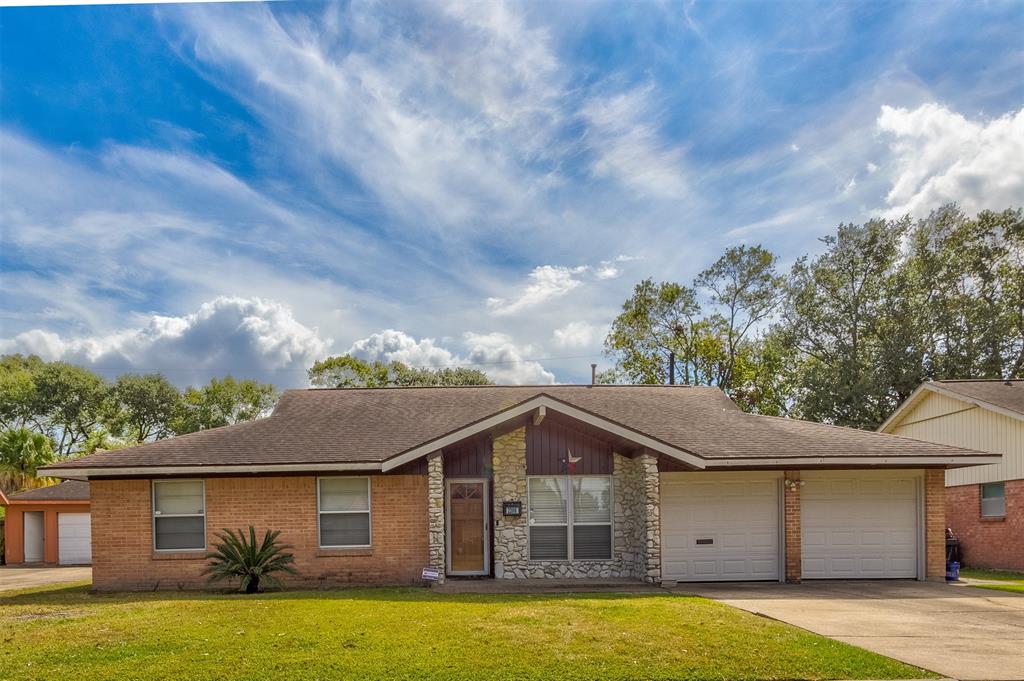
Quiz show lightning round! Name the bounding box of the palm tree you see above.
[0,428,56,494]
[202,527,298,593]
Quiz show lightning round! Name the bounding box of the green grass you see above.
[960,567,1024,594]
[959,567,1024,582]
[0,583,934,681]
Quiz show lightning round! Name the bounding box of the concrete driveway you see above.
[0,566,92,592]
[679,580,1024,681]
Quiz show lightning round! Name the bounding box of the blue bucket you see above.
[946,561,960,581]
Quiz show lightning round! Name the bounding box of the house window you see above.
[153,480,206,551]
[318,477,371,548]
[981,482,1005,518]
[528,476,612,560]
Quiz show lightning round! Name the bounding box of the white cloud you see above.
[877,104,1024,216]
[0,297,330,388]
[552,321,605,349]
[346,329,555,385]
[347,329,458,368]
[462,332,555,385]
[487,265,586,316]
[593,262,621,280]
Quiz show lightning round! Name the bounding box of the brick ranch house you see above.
[42,385,999,591]
[880,379,1023,571]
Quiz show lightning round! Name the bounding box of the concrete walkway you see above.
[677,580,1024,681]
[434,578,660,594]
[0,566,92,592]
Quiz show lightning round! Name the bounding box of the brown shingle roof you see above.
[5,480,90,502]
[43,385,994,473]
[932,379,1024,416]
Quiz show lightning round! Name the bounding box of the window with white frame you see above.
[528,476,612,560]
[318,477,371,547]
[152,480,206,551]
[981,482,1005,518]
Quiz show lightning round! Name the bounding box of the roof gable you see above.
[881,380,1024,433]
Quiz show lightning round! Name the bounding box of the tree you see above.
[172,376,279,434]
[104,373,181,442]
[32,361,110,458]
[781,216,918,428]
[307,355,492,388]
[694,245,784,391]
[0,428,55,493]
[0,354,46,432]
[604,279,701,385]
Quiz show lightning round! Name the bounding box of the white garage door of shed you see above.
[58,513,92,565]
[661,472,781,582]
[801,471,920,579]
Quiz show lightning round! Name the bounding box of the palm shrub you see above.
[202,526,298,593]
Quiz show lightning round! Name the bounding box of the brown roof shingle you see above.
[5,480,90,502]
[43,385,995,473]
[933,379,1024,416]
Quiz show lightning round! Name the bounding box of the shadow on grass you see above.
[1,583,693,608]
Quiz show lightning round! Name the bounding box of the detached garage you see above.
[1,480,91,566]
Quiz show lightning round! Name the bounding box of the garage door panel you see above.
[58,513,92,566]
[801,471,919,579]
[661,472,781,582]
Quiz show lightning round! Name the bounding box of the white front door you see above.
[58,513,92,565]
[801,470,920,579]
[23,511,44,563]
[661,472,782,582]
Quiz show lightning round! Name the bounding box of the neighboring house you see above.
[880,379,1023,571]
[0,480,92,566]
[41,386,998,591]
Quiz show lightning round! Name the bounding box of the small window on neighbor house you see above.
[153,480,206,551]
[981,482,1005,518]
[318,477,371,548]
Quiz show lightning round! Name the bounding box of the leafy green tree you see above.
[0,428,55,493]
[32,361,109,457]
[781,217,913,428]
[695,245,784,390]
[104,373,181,442]
[307,355,492,388]
[0,354,46,431]
[172,376,279,434]
[604,279,701,385]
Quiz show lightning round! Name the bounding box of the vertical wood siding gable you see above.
[443,436,493,478]
[526,420,613,475]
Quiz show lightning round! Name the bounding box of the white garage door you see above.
[661,472,781,582]
[58,513,92,565]
[801,471,920,579]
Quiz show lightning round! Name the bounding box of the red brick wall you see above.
[90,475,428,591]
[783,470,801,583]
[925,469,946,581]
[945,479,1024,571]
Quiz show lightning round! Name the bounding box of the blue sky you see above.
[1,0,1022,387]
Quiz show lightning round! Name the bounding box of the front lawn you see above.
[0,582,934,681]
[961,567,1024,594]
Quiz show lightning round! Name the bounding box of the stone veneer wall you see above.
[426,451,445,583]
[491,425,656,579]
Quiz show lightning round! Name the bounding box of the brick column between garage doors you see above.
[925,469,946,581]
[784,470,801,583]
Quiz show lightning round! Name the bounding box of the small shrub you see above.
[203,526,298,594]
